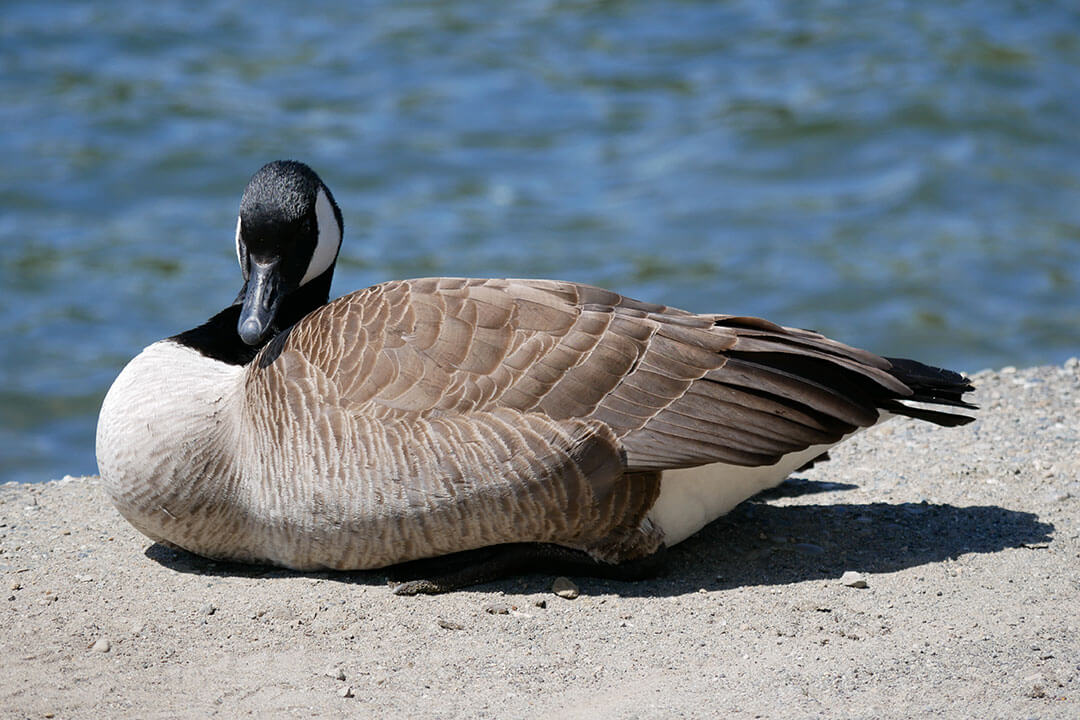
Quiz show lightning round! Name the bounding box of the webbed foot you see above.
[387,542,667,595]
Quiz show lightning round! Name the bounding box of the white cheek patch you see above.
[234,215,243,270]
[300,187,341,286]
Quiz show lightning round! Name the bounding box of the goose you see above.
[96,160,976,593]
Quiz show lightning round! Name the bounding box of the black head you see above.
[235,160,344,345]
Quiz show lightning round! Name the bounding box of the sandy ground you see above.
[2,362,1079,719]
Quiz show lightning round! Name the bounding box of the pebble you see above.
[338,685,354,698]
[91,637,111,653]
[324,665,346,681]
[839,571,869,589]
[534,599,547,609]
[1023,673,1048,698]
[552,577,579,599]
[198,603,216,616]
[483,603,510,615]
[794,542,825,555]
[1040,488,1071,504]
[437,618,465,630]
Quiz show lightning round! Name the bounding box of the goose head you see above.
[234,160,344,346]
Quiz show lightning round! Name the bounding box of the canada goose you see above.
[96,160,975,593]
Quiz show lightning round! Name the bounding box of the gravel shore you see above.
[2,362,1079,719]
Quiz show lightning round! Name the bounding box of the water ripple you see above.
[2,0,1079,482]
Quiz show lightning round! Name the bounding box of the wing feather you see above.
[268,277,967,478]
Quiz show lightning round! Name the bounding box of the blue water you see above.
[2,0,1079,484]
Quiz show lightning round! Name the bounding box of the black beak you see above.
[237,258,282,345]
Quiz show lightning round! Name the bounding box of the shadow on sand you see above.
[145,479,1053,597]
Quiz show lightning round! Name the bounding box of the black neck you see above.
[171,268,334,366]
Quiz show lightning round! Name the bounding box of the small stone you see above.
[534,599,547,609]
[483,603,510,615]
[1041,489,1071,504]
[338,685,354,698]
[839,571,869,589]
[794,542,825,555]
[325,665,346,681]
[552,577,579,599]
[198,603,216,616]
[91,638,111,653]
[1023,674,1048,698]
[437,618,464,630]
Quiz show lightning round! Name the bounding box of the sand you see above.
[2,362,1078,719]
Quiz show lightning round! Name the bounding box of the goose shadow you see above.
[144,480,1054,597]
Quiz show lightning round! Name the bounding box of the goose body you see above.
[96,161,975,582]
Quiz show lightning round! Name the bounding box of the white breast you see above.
[96,340,244,540]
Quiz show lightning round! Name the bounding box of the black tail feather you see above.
[883,356,977,426]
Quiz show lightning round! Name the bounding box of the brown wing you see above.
[247,318,666,564]
[269,277,915,472]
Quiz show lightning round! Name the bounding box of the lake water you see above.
[2,0,1079,484]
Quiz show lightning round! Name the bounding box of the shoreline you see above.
[2,362,1078,718]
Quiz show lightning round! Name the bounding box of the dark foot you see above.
[795,451,830,472]
[387,543,668,595]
